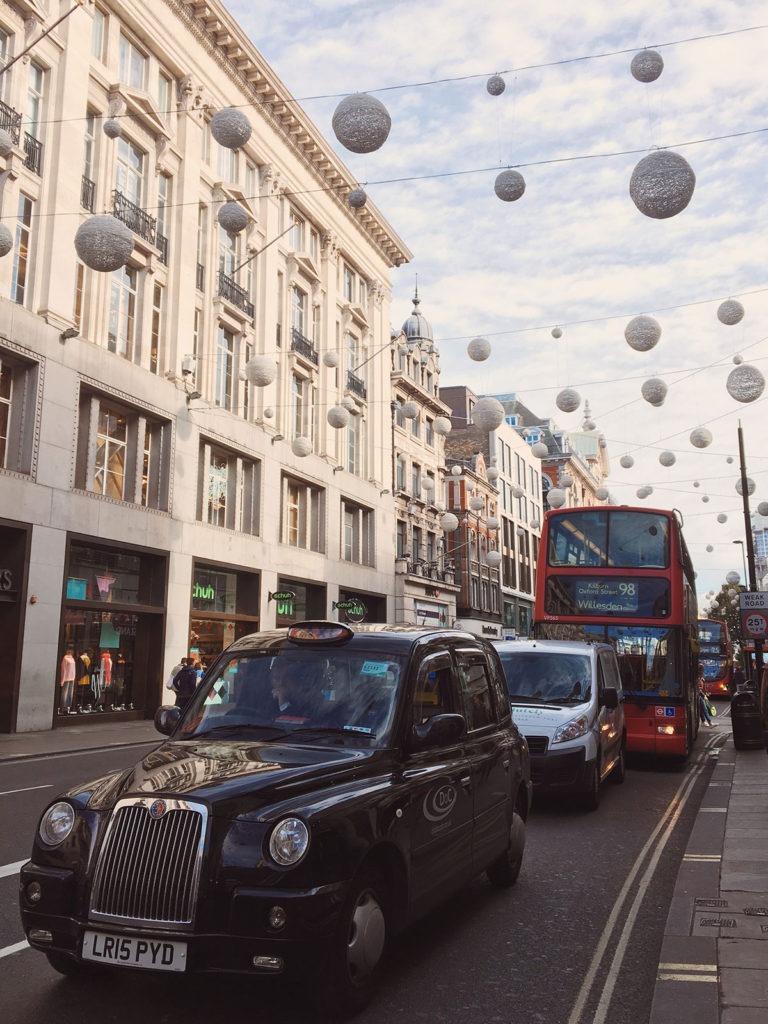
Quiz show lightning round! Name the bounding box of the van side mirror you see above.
[154,705,181,735]
[601,687,619,710]
[410,713,466,751]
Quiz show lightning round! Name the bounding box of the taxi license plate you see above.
[82,931,187,971]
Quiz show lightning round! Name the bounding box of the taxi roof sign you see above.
[287,621,354,643]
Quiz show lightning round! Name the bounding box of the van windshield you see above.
[497,652,592,704]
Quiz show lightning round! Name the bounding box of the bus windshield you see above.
[547,510,670,569]
[536,623,681,698]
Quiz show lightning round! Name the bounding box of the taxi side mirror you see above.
[601,687,619,710]
[410,713,466,751]
[154,705,181,735]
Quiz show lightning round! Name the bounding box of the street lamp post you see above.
[737,422,764,704]
[733,539,748,586]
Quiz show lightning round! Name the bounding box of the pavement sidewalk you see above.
[2,714,767,1024]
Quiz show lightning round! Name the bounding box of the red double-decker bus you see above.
[533,505,700,759]
[698,618,733,698]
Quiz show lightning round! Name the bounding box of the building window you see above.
[0,28,11,101]
[115,137,145,206]
[201,118,210,164]
[108,264,139,362]
[11,194,33,305]
[83,112,96,182]
[347,412,362,475]
[196,204,207,287]
[291,285,307,336]
[411,462,421,497]
[26,61,45,141]
[218,223,237,278]
[394,398,405,428]
[119,34,146,90]
[425,417,434,447]
[157,70,172,118]
[412,525,422,563]
[309,228,319,261]
[342,499,373,565]
[289,211,304,250]
[396,519,407,558]
[157,174,170,240]
[291,372,313,440]
[282,474,325,551]
[343,266,354,302]
[312,303,321,346]
[199,441,260,534]
[150,283,164,375]
[76,390,170,509]
[217,140,236,182]
[242,341,252,421]
[191,308,202,384]
[245,161,257,199]
[410,412,420,439]
[276,271,284,346]
[396,453,406,492]
[74,261,86,331]
[0,351,37,474]
[91,7,106,61]
[215,325,234,410]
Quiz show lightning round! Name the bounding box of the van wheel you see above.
[611,743,626,785]
[487,810,526,888]
[311,867,388,1017]
[581,759,600,811]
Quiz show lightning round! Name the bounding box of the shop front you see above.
[273,577,326,627]
[189,562,260,668]
[335,589,388,625]
[0,520,30,733]
[58,538,167,724]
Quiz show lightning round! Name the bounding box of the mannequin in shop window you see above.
[74,649,92,714]
[59,650,76,714]
[95,651,112,711]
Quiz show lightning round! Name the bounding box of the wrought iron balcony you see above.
[112,189,157,246]
[218,270,254,318]
[346,369,367,400]
[23,133,42,175]
[0,100,21,145]
[195,263,205,290]
[81,175,96,212]
[290,327,318,366]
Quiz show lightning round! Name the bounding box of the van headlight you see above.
[268,817,309,866]
[552,715,589,744]
[39,802,75,846]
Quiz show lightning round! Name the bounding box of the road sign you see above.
[739,592,768,639]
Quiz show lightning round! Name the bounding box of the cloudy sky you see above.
[225,0,768,605]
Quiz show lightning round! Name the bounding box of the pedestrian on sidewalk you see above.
[172,659,199,711]
[165,656,186,693]
[731,664,746,694]
[698,663,714,726]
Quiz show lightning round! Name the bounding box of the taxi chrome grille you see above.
[89,798,206,928]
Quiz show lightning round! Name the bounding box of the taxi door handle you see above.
[503,759,510,770]
[459,775,471,789]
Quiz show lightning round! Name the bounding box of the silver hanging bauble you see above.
[733,354,744,365]
[470,495,485,511]
[486,74,505,96]
[291,436,312,458]
[551,327,563,339]
[636,487,650,499]
[726,456,734,464]
[103,118,122,139]
[487,516,500,530]
[659,450,676,467]
[619,454,634,469]
[726,364,765,403]
[735,477,756,496]
[422,476,435,491]
[341,395,358,414]
[556,388,581,413]
[217,201,248,233]
[560,473,574,488]
[596,487,610,501]
[403,401,419,419]
[511,485,524,499]
[583,419,596,431]
[323,350,340,368]
[625,315,661,352]
[629,150,696,219]
[434,416,452,435]
[327,405,350,429]
[717,513,728,524]
[451,465,462,476]
[263,407,274,419]
[693,480,700,487]
[0,224,13,258]
[494,168,526,202]
[531,441,549,459]
[244,355,276,386]
[210,107,252,149]
[439,512,459,532]
[726,571,740,586]
[332,93,391,154]
[690,427,712,449]
[547,488,566,508]
[641,377,667,406]
[757,501,768,517]
[531,519,541,530]
[347,188,367,209]
[487,466,499,483]
[630,49,664,83]
[467,337,491,361]
[472,397,505,432]
[0,127,13,158]
[717,299,744,325]
[74,214,134,272]
[486,549,502,568]
[702,495,710,503]
[706,545,713,552]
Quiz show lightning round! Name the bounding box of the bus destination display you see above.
[546,576,670,617]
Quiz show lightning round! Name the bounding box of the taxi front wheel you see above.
[312,867,388,1017]
[486,810,526,887]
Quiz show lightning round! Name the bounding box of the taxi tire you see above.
[312,867,388,1017]
[486,809,526,887]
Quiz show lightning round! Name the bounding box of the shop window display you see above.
[59,610,136,715]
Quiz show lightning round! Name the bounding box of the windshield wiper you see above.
[189,724,288,739]
[284,725,376,740]
[508,695,549,704]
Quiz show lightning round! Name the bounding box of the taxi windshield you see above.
[497,651,592,704]
[179,649,406,747]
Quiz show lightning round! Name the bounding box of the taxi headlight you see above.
[552,714,590,744]
[39,802,75,846]
[268,817,309,867]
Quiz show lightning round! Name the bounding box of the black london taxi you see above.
[20,622,531,1014]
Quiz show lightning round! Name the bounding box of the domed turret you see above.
[401,287,433,347]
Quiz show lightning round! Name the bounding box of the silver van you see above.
[493,639,625,810]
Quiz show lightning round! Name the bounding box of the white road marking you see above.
[0,940,29,959]
[568,750,709,1024]
[0,860,28,879]
[0,784,53,797]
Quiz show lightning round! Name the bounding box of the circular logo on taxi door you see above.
[423,784,457,822]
